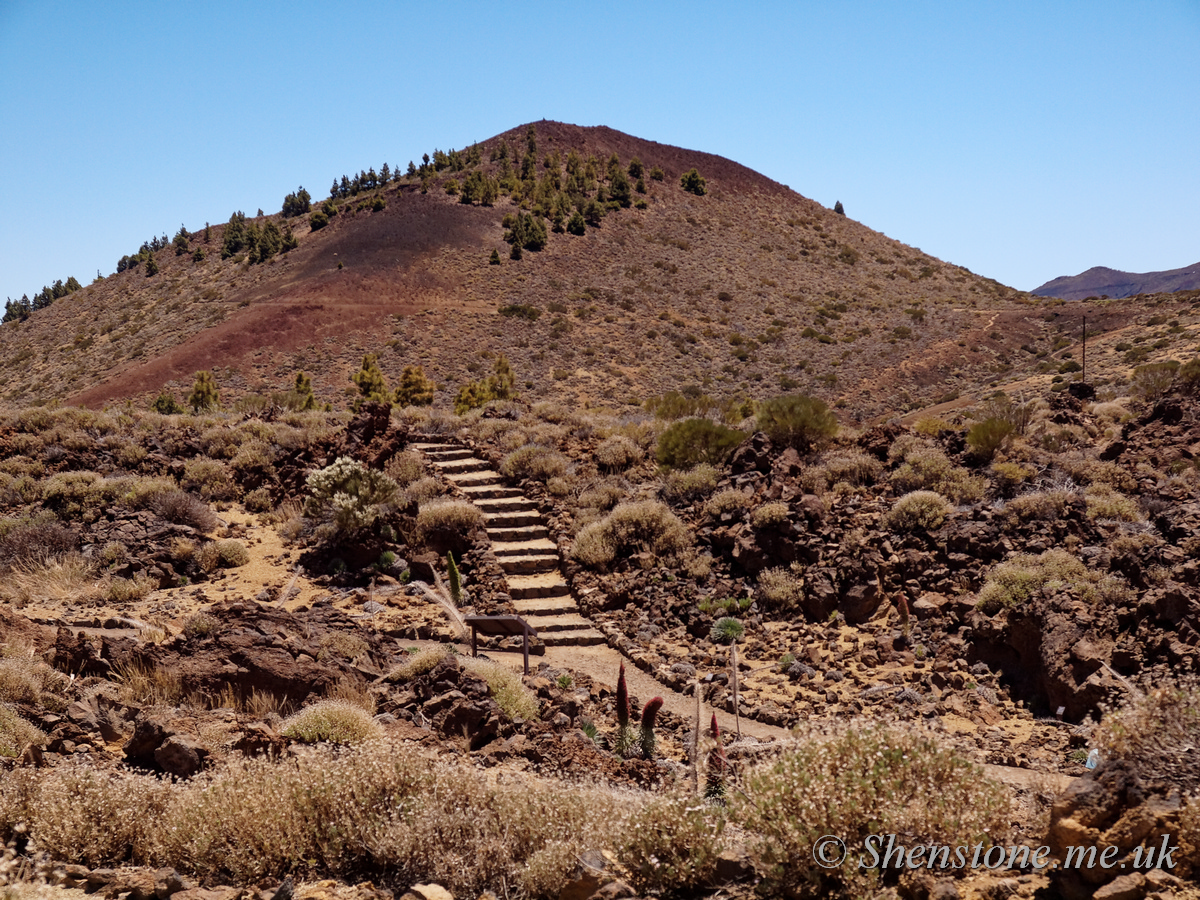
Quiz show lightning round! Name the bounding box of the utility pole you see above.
[1082,315,1087,384]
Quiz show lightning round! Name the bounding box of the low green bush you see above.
[656,419,744,470]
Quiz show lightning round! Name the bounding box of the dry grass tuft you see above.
[280,700,383,744]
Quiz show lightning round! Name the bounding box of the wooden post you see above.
[471,625,478,658]
[1082,315,1087,384]
[522,627,530,675]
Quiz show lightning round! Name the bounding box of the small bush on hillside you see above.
[656,418,744,470]
[710,617,745,644]
[1001,489,1076,524]
[811,450,883,489]
[705,488,751,518]
[751,501,790,528]
[385,645,452,683]
[501,445,569,482]
[662,464,720,503]
[618,792,726,894]
[571,500,689,568]
[304,457,399,534]
[885,490,952,533]
[198,540,249,572]
[966,417,1015,461]
[455,355,517,414]
[976,549,1131,614]
[889,444,986,504]
[1084,484,1142,522]
[1098,677,1200,794]
[107,573,156,603]
[416,499,484,540]
[758,567,804,611]
[731,725,1009,898]
[1179,356,1200,394]
[0,702,45,757]
[181,458,238,501]
[680,168,707,196]
[152,392,184,415]
[577,482,626,511]
[384,451,426,487]
[756,394,837,452]
[461,657,540,721]
[150,489,219,532]
[281,700,383,744]
[0,517,76,569]
[594,435,643,473]
[1132,360,1180,401]
[182,612,219,639]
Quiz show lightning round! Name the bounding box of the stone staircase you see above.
[411,441,605,647]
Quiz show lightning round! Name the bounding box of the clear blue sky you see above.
[2,0,1197,301]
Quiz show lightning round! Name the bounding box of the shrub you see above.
[0,517,76,569]
[577,481,626,510]
[1098,677,1200,794]
[680,168,707,196]
[385,450,426,487]
[454,355,517,414]
[758,567,804,611]
[0,702,46,757]
[181,458,237,501]
[385,645,452,682]
[756,394,837,452]
[990,461,1035,496]
[662,464,720,503]
[656,418,744,470]
[152,392,184,414]
[594,435,643,473]
[710,617,745,644]
[1084,484,1142,522]
[198,539,249,572]
[705,488,751,518]
[416,499,484,541]
[618,792,726,893]
[107,573,155,603]
[150,489,219,531]
[351,354,391,406]
[1132,360,1179,401]
[1179,356,1200,394]
[731,725,1009,898]
[976,549,1131,614]
[751,501,790,529]
[183,612,218,639]
[304,457,398,534]
[500,445,569,482]
[281,700,383,744]
[571,500,689,568]
[814,450,882,488]
[966,417,1015,461]
[890,444,986,503]
[885,490,952,533]
[460,657,540,721]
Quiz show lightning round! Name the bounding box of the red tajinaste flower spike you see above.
[616,662,630,729]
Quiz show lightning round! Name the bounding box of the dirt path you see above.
[541,643,1073,793]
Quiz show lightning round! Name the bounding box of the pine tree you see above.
[188,371,220,412]
[680,168,707,196]
[394,365,436,406]
[145,252,159,276]
[350,354,390,408]
[834,200,845,216]
[291,372,317,410]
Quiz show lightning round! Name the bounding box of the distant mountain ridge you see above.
[1033,261,1200,301]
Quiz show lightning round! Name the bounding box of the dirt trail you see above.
[540,643,1073,793]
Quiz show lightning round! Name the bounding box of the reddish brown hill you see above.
[1033,261,1200,301]
[1,120,1161,419]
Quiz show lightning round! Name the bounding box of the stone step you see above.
[497,554,560,575]
[433,458,490,474]
[475,496,539,513]
[445,471,504,487]
[540,628,606,647]
[513,596,577,616]
[484,510,544,528]
[506,573,571,600]
[459,483,524,500]
[487,525,550,542]
[425,448,475,462]
[520,612,596,633]
[410,442,459,452]
[491,538,557,556]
